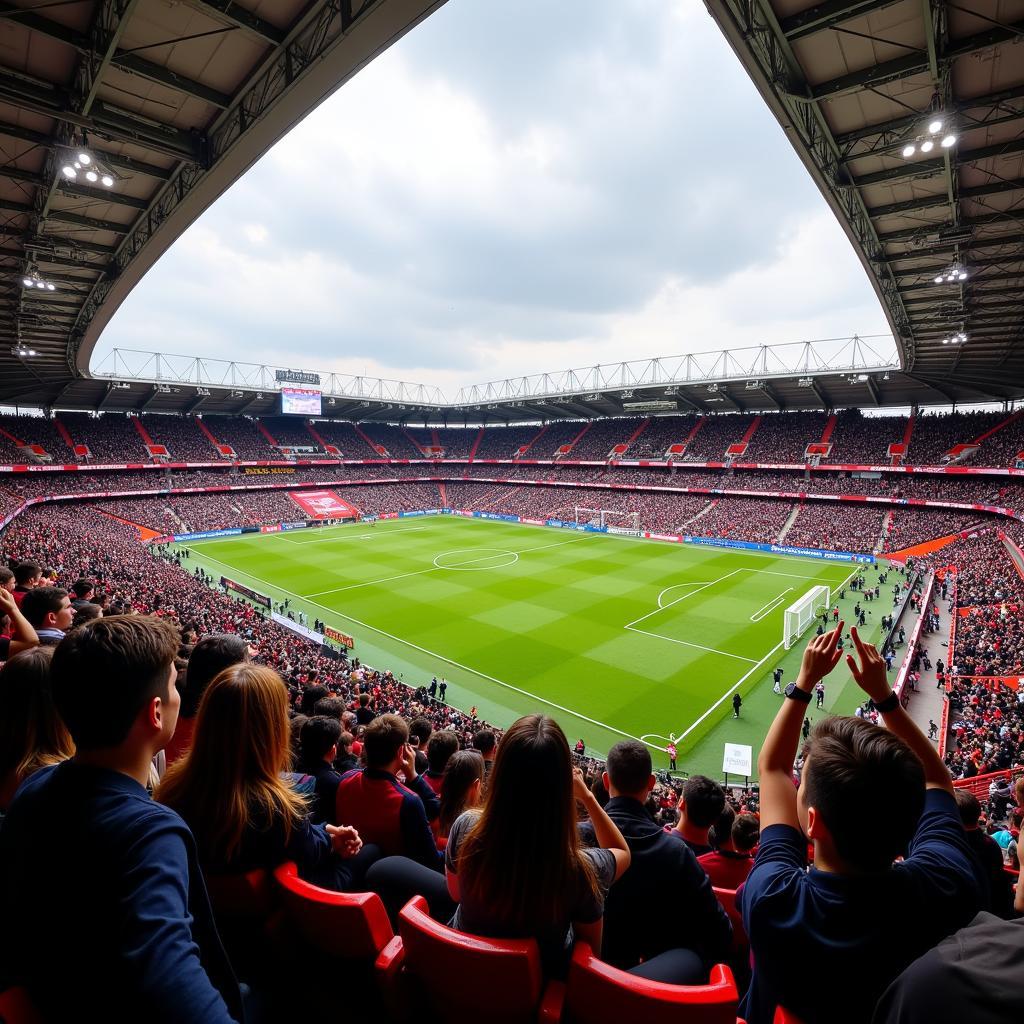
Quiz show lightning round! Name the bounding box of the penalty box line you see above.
[667,564,862,746]
[186,546,644,755]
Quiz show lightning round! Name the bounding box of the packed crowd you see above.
[944,676,1024,781]
[6,408,1024,468]
[690,497,795,544]
[954,606,1024,677]
[881,508,988,553]
[1,516,1019,1024]
[784,502,886,552]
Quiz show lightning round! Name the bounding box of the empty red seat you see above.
[561,942,739,1024]
[272,861,393,960]
[375,895,564,1023]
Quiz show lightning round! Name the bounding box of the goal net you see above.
[783,585,831,649]
[574,507,640,531]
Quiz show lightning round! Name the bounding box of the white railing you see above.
[90,335,899,409]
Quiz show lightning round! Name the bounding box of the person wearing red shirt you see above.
[699,809,760,890]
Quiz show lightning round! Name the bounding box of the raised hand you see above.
[845,626,890,702]
[798,621,844,686]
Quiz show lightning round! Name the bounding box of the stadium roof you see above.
[0,0,444,404]
[1,0,1022,420]
[705,0,1024,405]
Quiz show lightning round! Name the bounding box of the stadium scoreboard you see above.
[280,387,322,415]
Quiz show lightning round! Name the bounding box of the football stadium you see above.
[0,1,1022,1022]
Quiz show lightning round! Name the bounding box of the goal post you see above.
[783,585,831,649]
[574,507,640,531]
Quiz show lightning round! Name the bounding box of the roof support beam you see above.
[869,177,1024,218]
[0,118,173,179]
[853,138,1024,189]
[781,0,903,41]
[886,232,1024,263]
[878,212,1021,244]
[187,0,285,45]
[810,19,1024,99]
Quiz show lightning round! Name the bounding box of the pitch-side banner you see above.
[288,489,357,520]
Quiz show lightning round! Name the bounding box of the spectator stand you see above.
[938,573,957,759]
[891,572,932,708]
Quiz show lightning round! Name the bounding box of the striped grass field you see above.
[179,516,887,776]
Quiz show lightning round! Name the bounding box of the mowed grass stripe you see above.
[182,517,857,760]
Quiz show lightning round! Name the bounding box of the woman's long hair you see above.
[0,647,74,793]
[438,749,484,838]
[155,664,307,863]
[455,715,597,931]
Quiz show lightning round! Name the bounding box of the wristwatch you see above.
[784,683,812,704]
[873,691,900,713]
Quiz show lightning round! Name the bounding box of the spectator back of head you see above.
[427,730,459,774]
[182,633,249,718]
[954,788,982,828]
[605,739,653,798]
[803,716,925,873]
[472,729,496,758]
[299,685,328,718]
[682,775,726,828]
[300,715,342,768]
[362,714,409,770]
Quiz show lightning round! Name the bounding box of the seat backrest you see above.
[272,861,393,959]
[205,868,275,919]
[563,944,738,1024]
[713,886,748,949]
[774,1007,806,1024]
[397,895,546,1024]
[0,987,45,1024]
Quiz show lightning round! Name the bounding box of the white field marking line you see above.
[740,567,852,582]
[624,625,759,663]
[657,581,714,610]
[669,564,861,745]
[278,527,427,545]
[183,546,645,746]
[750,588,793,623]
[627,570,743,630]
[306,535,589,598]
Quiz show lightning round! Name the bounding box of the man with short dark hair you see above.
[12,560,41,605]
[739,624,981,1024]
[424,730,459,795]
[20,586,73,646]
[408,716,433,774]
[0,566,15,594]
[472,728,497,786]
[335,714,441,868]
[954,789,1013,919]
[71,578,95,610]
[354,691,375,726]
[299,716,344,824]
[671,775,726,856]
[580,740,731,981]
[0,616,242,1022]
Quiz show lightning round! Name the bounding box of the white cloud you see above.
[94,0,893,396]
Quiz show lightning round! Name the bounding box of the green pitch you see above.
[177,516,887,776]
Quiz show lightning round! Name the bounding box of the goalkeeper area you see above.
[176,516,880,776]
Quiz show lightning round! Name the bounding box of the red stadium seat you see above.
[375,895,564,1023]
[561,943,739,1024]
[774,1008,806,1024]
[205,867,275,918]
[204,868,280,981]
[714,886,748,950]
[272,861,393,960]
[0,987,45,1024]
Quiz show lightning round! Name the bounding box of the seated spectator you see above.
[70,578,95,610]
[156,664,370,892]
[739,624,982,1024]
[19,586,72,646]
[955,789,1014,919]
[423,729,459,795]
[71,602,103,630]
[580,739,731,981]
[298,684,328,718]
[874,912,1024,1024]
[472,728,497,786]
[408,715,433,774]
[165,633,249,766]
[436,749,484,844]
[698,809,760,890]
[0,647,73,811]
[335,713,441,868]
[0,585,39,662]
[297,716,343,825]
[333,730,359,774]
[445,715,630,975]
[671,774,726,855]
[11,560,40,605]
[0,616,243,1022]
[354,691,376,725]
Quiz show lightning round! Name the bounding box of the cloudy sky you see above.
[93,0,895,397]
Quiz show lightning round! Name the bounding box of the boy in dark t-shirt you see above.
[740,624,982,1024]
